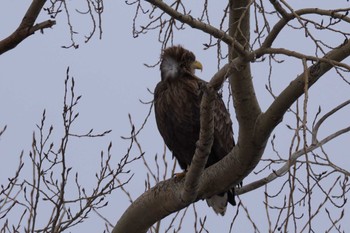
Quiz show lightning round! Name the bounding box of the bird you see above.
[153,45,236,215]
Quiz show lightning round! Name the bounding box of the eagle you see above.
[154,45,236,215]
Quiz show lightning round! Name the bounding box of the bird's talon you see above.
[173,171,187,180]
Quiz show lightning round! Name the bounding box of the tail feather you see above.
[206,193,228,216]
[206,187,238,216]
[227,188,236,206]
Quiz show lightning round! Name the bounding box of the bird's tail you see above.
[206,188,236,216]
[227,187,236,206]
[206,192,228,216]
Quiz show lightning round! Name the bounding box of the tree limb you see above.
[262,6,350,49]
[261,47,350,71]
[238,124,350,195]
[145,0,248,57]
[228,0,264,176]
[255,38,350,145]
[182,85,215,203]
[312,99,350,144]
[0,0,55,55]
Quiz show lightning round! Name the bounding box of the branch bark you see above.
[182,85,215,203]
[0,0,55,55]
[255,39,350,145]
[228,0,264,176]
[145,0,248,56]
[262,6,350,49]
[238,99,350,194]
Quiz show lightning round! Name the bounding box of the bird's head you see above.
[160,45,203,81]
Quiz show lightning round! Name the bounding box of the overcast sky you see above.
[1,1,350,232]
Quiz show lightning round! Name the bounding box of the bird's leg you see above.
[174,170,187,180]
[173,165,190,180]
[173,165,188,180]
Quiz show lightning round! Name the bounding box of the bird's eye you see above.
[182,52,195,64]
[188,54,195,62]
[184,56,194,65]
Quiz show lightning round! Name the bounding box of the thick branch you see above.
[238,124,350,194]
[182,86,215,203]
[255,39,350,145]
[261,47,350,71]
[228,0,264,176]
[0,0,55,55]
[237,99,350,194]
[229,0,261,131]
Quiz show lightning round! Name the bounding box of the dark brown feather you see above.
[154,75,202,169]
[154,46,236,209]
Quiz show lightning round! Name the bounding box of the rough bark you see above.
[0,0,55,55]
[228,0,264,177]
[181,86,215,203]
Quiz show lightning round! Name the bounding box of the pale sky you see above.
[1,1,350,232]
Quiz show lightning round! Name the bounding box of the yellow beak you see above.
[191,60,203,71]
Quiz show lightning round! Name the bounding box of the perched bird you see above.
[153,45,236,215]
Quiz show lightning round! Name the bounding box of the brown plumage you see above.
[154,45,236,215]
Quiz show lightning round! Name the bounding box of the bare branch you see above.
[312,99,350,144]
[256,38,350,145]
[262,6,350,49]
[0,71,138,233]
[0,125,7,138]
[0,0,56,54]
[262,47,350,71]
[182,85,215,203]
[145,0,248,57]
[238,124,350,195]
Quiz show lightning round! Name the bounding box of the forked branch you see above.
[239,99,350,194]
[0,0,55,55]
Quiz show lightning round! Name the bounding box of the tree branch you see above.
[255,39,350,145]
[238,124,350,195]
[229,0,262,133]
[0,0,55,55]
[261,47,350,71]
[262,6,350,49]
[239,98,350,195]
[312,99,350,144]
[182,85,215,203]
[145,0,248,57]
[228,0,264,176]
